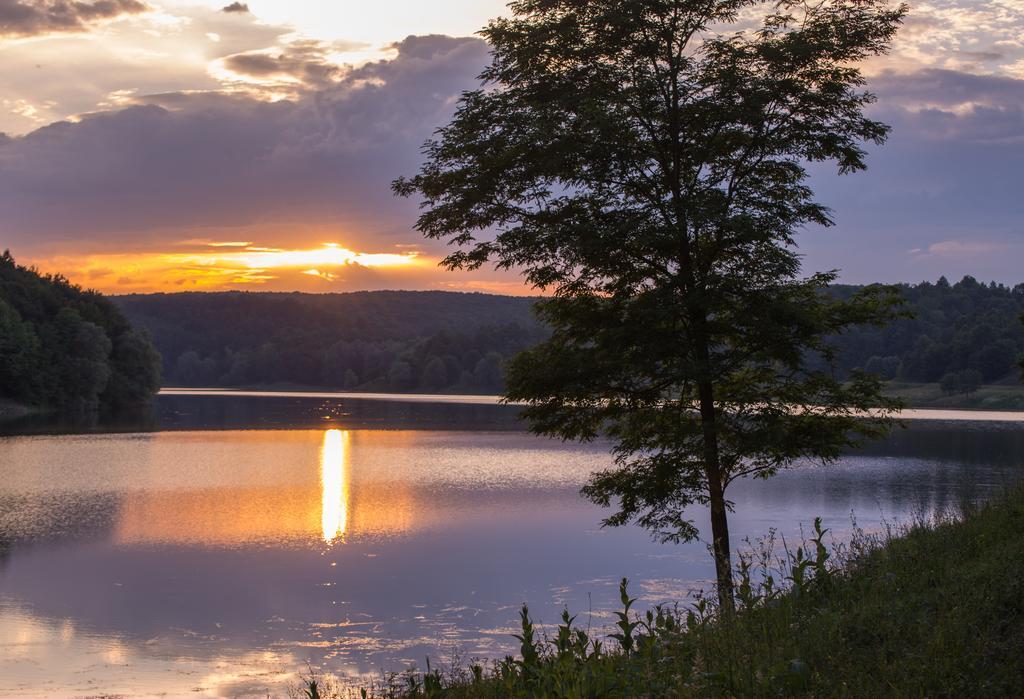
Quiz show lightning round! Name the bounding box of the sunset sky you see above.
[1,0,1022,294]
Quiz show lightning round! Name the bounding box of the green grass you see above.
[307,486,1024,698]
[884,381,1024,410]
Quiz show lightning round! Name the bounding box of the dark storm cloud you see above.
[0,35,488,249]
[221,1,248,12]
[0,0,147,37]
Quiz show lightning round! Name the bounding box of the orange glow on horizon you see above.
[22,242,431,293]
[19,240,540,296]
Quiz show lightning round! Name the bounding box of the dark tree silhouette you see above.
[0,251,161,411]
[395,0,907,607]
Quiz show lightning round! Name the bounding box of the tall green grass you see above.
[305,487,1024,698]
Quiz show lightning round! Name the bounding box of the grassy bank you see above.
[884,381,1024,410]
[311,487,1024,698]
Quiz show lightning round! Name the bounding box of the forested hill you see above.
[115,291,544,392]
[830,277,1024,385]
[0,252,161,411]
[115,277,1024,393]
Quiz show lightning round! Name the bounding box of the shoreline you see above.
[159,387,1024,421]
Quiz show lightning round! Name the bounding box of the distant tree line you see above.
[0,251,161,411]
[171,326,528,393]
[116,291,545,393]
[116,277,1024,394]
[827,276,1024,385]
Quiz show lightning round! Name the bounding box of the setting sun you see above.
[227,243,418,270]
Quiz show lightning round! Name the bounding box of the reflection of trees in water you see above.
[852,425,1024,466]
[816,459,1005,522]
[732,425,1024,527]
[857,426,1024,513]
[7,398,1022,447]
[2,395,525,435]
[155,395,525,432]
[0,404,158,437]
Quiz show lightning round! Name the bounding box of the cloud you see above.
[221,2,248,13]
[218,39,365,89]
[0,35,490,257]
[920,240,1014,257]
[0,3,296,134]
[872,68,1024,112]
[0,0,148,38]
[875,0,1024,79]
[867,68,1024,143]
[27,242,430,293]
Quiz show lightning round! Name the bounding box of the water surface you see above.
[1,393,1021,697]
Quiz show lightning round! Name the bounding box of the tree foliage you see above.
[0,251,161,411]
[395,0,907,604]
[939,369,982,397]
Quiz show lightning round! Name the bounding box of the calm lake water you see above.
[1,392,1023,697]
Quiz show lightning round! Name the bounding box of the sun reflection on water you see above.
[107,430,423,546]
[321,429,350,543]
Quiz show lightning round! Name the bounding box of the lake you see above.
[1,392,1023,697]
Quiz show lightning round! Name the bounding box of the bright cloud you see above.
[0,0,509,135]
[877,1,1024,78]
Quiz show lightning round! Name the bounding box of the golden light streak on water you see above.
[320,429,350,543]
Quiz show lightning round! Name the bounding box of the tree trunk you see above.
[697,379,734,613]
[686,276,733,611]
[708,481,734,613]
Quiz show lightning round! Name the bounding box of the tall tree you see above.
[396,0,906,607]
